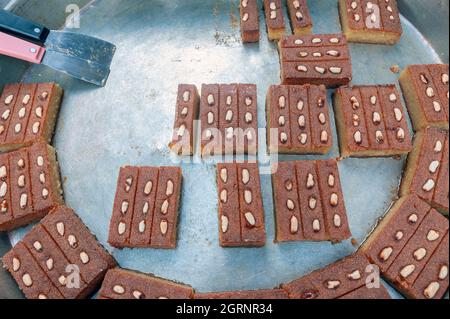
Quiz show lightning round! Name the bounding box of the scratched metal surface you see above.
[3,0,447,299]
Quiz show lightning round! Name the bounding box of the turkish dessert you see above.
[279,33,352,88]
[217,162,266,247]
[0,142,64,232]
[272,159,351,243]
[108,166,182,249]
[286,0,313,35]
[334,84,412,158]
[0,83,63,153]
[2,206,116,299]
[195,289,288,299]
[240,0,260,43]
[282,253,391,299]
[266,84,332,154]
[263,0,286,41]
[200,84,258,156]
[400,127,449,214]
[338,0,403,44]
[169,84,199,156]
[399,64,449,131]
[98,268,194,299]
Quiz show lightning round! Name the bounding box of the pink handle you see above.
[0,31,45,64]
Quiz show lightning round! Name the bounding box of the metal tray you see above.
[1,0,448,299]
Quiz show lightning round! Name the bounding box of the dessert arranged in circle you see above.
[266,84,332,154]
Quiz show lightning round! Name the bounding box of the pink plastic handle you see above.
[0,31,45,64]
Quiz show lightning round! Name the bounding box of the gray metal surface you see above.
[1,0,448,299]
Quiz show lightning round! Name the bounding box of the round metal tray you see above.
[1,0,448,299]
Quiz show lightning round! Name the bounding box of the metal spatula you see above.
[0,10,116,86]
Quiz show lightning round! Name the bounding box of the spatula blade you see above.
[42,49,111,87]
[45,31,116,68]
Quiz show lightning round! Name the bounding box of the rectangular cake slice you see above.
[0,83,63,153]
[399,64,449,131]
[169,84,200,156]
[263,0,286,41]
[240,0,260,43]
[0,142,63,232]
[334,84,412,158]
[338,0,403,45]
[286,0,313,35]
[279,34,352,88]
[217,162,266,247]
[400,127,449,214]
[98,268,194,299]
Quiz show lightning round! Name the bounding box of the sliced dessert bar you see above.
[338,0,403,44]
[0,83,63,153]
[399,64,449,131]
[195,289,288,299]
[266,84,332,154]
[169,84,200,156]
[334,84,412,158]
[240,0,260,43]
[0,142,63,232]
[400,127,449,214]
[217,162,266,247]
[279,34,352,88]
[272,159,351,243]
[98,268,194,299]
[286,0,313,35]
[282,253,389,299]
[263,0,286,41]
[108,166,182,249]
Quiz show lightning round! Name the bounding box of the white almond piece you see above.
[139,220,146,233]
[429,161,440,174]
[56,222,65,236]
[351,1,357,9]
[298,115,306,128]
[434,140,443,153]
[143,202,149,214]
[22,94,31,105]
[221,215,229,233]
[370,95,377,105]
[299,133,308,145]
[408,213,418,224]
[207,112,214,124]
[312,219,321,232]
[182,91,190,102]
[379,247,393,261]
[433,101,441,112]
[290,216,299,234]
[121,201,129,214]
[20,194,27,209]
[397,128,405,142]
[226,95,232,106]
[427,230,440,241]
[18,175,25,188]
[294,39,304,45]
[372,112,381,124]
[68,235,77,248]
[59,275,67,285]
[113,285,125,294]
[220,189,228,203]
[80,252,90,264]
[207,94,215,106]
[37,156,44,167]
[439,265,448,280]
[242,169,250,185]
[354,131,362,144]
[14,123,21,133]
[426,87,435,97]
[160,220,168,235]
[306,173,315,189]
[280,132,288,144]
[279,96,286,109]
[225,110,233,122]
[0,182,7,198]
[329,67,342,74]
[326,280,340,289]
[270,10,277,19]
[297,65,308,72]
[422,179,435,192]
[395,231,404,241]
[242,13,249,22]
[394,108,403,121]
[118,222,126,235]
[245,212,256,226]
[424,282,440,299]
[400,264,416,278]
[442,73,449,84]
[414,248,427,261]
[39,173,46,184]
[42,188,49,199]
[4,95,14,105]
[318,113,326,124]
[287,199,295,211]
[166,180,174,196]
[161,200,169,215]
[330,193,339,207]
[180,107,188,117]
[245,112,253,123]
[46,258,54,270]
[309,197,317,210]
[33,241,42,252]
[1,110,10,120]
[220,168,228,183]
[278,115,286,126]
[35,107,43,118]
[334,214,342,228]
[144,181,153,195]
[18,107,26,119]
[312,37,322,44]
[297,99,304,110]
[389,93,397,102]
[245,97,253,106]
[347,270,361,280]
[244,190,252,204]
[329,37,340,44]
[315,66,326,74]
[0,166,6,179]
[22,274,33,287]
[320,130,328,143]
[354,14,361,22]
[12,258,21,272]
[328,174,335,187]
